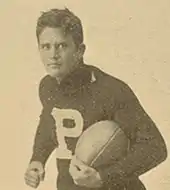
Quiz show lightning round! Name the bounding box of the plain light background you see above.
[0,0,169,190]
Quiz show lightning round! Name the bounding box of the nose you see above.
[51,46,60,59]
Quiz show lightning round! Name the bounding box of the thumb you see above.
[39,171,45,181]
[72,156,89,171]
[29,161,45,181]
[35,166,45,181]
[32,168,44,181]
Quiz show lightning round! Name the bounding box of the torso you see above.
[40,64,143,190]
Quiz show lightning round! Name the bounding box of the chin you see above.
[47,68,60,78]
[49,72,60,78]
[47,68,70,80]
[47,71,58,77]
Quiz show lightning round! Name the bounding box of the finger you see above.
[39,171,45,181]
[27,182,38,189]
[25,175,38,182]
[71,155,85,166]
[24,175,38,183]
[25,178,38,184]
[70,164,90,179]
[71,155,82,165]
[69,165,88,183]
[73,180,78,185]
[24,177,39,185]
[74,159,91,172]
[24,172,39,182]
[69,163,80,177]
[74,179,87,187]
[25,179,39,188]
[74,179,83,186]
[24,175,39,185]
[30,168,44,181]
[51,108,57,117]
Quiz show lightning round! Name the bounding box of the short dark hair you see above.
[36,8,84,46]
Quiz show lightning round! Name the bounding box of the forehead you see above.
[39,27,74,44]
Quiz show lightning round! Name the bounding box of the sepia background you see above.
[0,0,169,190]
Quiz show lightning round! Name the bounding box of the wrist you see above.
[29,161,45,181]
[30,161,44,167]
[96,171,103,187]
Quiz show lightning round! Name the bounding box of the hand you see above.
[24,161,45,188]
[69,156,103,188]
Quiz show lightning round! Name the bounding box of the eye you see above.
[57,43,68,50]
[40,43,51,50]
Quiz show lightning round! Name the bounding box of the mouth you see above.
[48,63,62,68]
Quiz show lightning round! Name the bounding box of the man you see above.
[24,8,167,190]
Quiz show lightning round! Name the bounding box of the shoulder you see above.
[87,64,136,100]
[86,64,130,90]
[39,75,59,92]
[38,75,57,106]
[39,75,54,89]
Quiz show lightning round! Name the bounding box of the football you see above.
[75,120,130,168]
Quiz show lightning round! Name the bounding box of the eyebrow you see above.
[39,41,67,45]
[39,42,50,45]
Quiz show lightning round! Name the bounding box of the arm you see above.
[30,76,57,167]
[99,83,167,187]
[30,108,57,166]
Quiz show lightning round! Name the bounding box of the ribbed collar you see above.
[57,63,92,95]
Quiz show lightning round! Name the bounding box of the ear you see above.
[79,43,86,55]
[76,43,86,60]
[37,42,41,51]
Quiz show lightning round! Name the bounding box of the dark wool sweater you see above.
[30,63,167,190]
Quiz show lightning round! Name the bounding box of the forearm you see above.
[98,135,167,186]
[30,141,56,166]
[100,83,168,187]
[30,109,57,166]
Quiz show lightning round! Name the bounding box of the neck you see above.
[55,77,62,84]
[56,60,84,84]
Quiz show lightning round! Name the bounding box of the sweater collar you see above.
[58,63,92,95]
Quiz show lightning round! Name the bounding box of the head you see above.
[36,8,85,80]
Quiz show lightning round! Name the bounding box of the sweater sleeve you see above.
[30,108,57,166]
[30,76,57,166]
[98,83,167,187]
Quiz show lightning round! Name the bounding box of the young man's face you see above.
[38,27,83,79]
